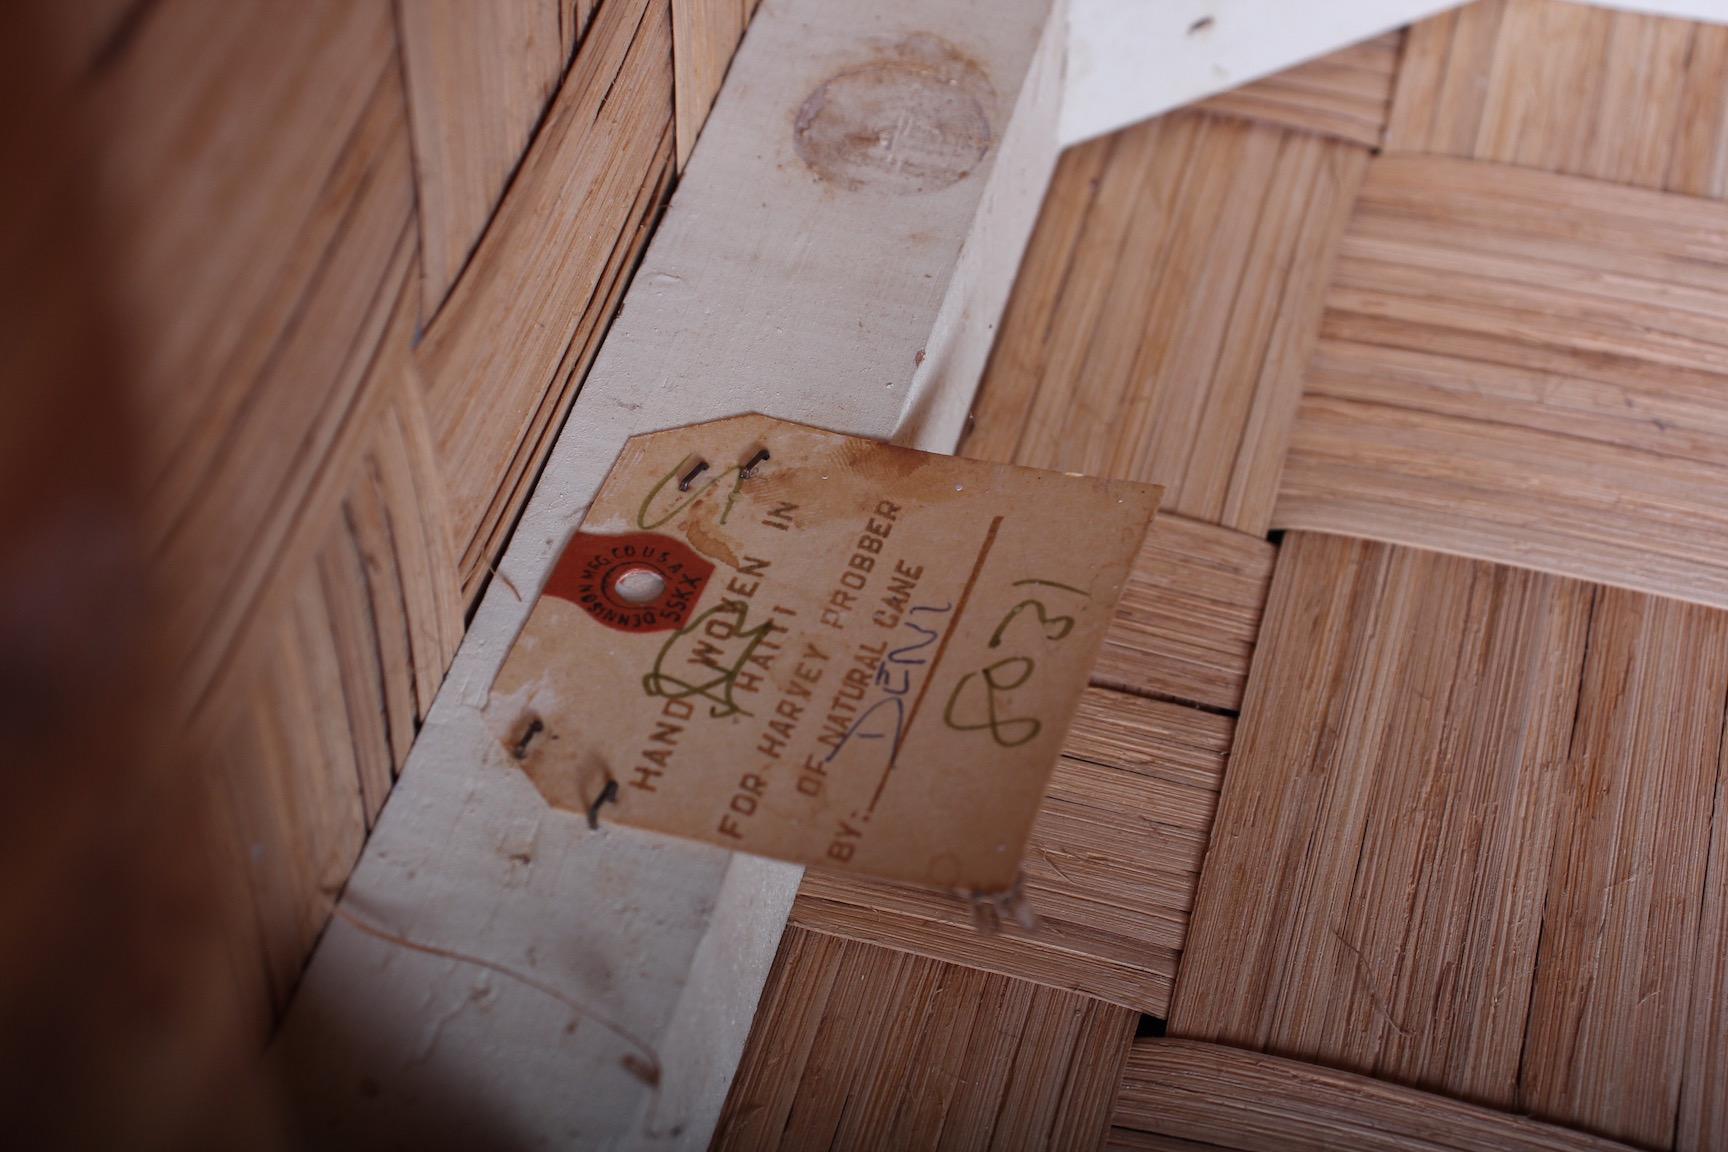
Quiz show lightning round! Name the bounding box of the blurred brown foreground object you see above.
[0,0,754,1145]
[0,5,270,1145]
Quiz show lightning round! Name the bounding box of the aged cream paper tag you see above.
[487,414,1160,893]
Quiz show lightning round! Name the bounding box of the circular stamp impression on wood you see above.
[542,532,715,634]
[794,33,994,194]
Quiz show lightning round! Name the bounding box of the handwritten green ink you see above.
[637,458,747,530]
[945,575,1092,744]
[943,656,1041,748]
[988,599,1076,649]
[1012,578,1091,596]
[643,601,779,718]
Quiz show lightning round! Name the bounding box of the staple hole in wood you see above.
[612,566,668,606]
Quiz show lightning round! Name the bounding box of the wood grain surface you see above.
[1170,533,1728,1148]
[1109,1039,1638,1152]
[399,0,590,320]
[795,686,1231,1014]
[1275,154,1728,610]
[1199,31,1403,147]
[673,0,752,168]
[718,927,1136,1151]
[1386,0,1728,197]
[416,0,675,602]
[732,6,1728,1147]
[46,0,1728,1145]
[1092,513,1275,712]
[965,110,1364,535]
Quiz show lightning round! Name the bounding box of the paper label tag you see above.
[487,414,1160,892]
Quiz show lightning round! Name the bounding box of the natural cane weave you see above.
[719,2,1728,1148]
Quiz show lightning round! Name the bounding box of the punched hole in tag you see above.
[612,566,668,606]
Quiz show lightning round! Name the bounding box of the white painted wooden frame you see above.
[272,0,1063,1145]
[1063,0,1728,147]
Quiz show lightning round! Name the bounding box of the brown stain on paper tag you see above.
[486,415,1161,895]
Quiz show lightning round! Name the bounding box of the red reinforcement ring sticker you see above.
[542,532,715,633]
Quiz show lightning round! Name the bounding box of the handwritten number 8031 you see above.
[943,579,1088,748]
